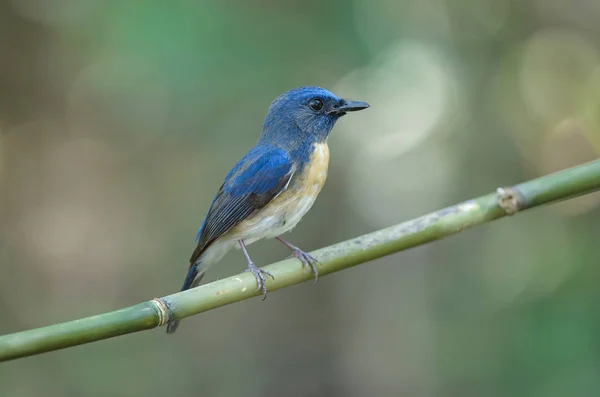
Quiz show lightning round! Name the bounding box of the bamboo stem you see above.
[1,160,599,362]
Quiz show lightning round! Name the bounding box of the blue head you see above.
[259,86,369,149]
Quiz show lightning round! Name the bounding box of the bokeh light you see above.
[333,42,460,226]
[519,29,599,125]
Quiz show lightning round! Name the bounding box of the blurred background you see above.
[1,0,600,396]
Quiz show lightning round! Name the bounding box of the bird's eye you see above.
[308,98,324,111]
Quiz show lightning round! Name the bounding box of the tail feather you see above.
[166,263,205,334]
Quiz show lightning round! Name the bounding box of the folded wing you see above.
[190,146,294,264]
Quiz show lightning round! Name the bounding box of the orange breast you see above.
[298,142,330,196]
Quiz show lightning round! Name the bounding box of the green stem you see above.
[1,160,600,362]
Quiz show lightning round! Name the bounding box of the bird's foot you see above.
[276,237,320,282]
[245,262,274,300]
[290,248,320,282]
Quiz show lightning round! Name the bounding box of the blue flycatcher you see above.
[167,86,369,333]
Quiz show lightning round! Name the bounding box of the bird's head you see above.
[260,86,369,146]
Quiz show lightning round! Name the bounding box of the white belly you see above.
[233,193,319,242]
[198,196,317,268]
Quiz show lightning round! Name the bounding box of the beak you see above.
[329,99,370,115]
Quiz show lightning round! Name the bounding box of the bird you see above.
[166,86,369,333]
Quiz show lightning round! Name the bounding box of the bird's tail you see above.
[166,262,205,334]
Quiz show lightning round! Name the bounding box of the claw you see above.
[239,239,275,300]
[245,262,274,300]
[276,237,320,282]
[291,249,320,283]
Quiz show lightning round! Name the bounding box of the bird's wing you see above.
[190,146,294,264]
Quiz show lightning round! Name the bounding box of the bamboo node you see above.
[496,187,522,215]
[151,298,170,326]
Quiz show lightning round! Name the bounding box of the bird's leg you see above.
[239,239,274,300]
[276,237,320,282]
